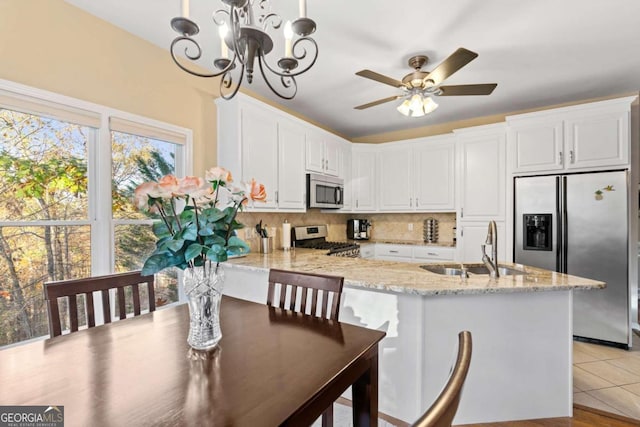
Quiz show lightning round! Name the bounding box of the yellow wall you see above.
[0,0,219,176]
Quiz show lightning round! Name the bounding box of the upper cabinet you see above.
[351,146,377,211]
[216,94,306,212]
[455,124,507,221]
[378,135,456,212]
[305,130,342,177]
[507,97,635,174]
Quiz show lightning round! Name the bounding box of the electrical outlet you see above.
[408,223,413,231]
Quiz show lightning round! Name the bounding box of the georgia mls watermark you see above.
[0,406,64,427]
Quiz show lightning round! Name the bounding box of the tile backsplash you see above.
[237,210,457,251]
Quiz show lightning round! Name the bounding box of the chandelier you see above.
[170,0,318,100]
[397,93,439,118]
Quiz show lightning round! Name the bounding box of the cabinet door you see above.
[378,147,412,211]
[241,103,278,209]
[324,137,341,177]
[459,131,506,220]
[277,120,306,210]
[340,143,353,210]
[352,150,376,211]
[458,221,506,263]
[305,131,325,174]
[414,143,455,211]
[509,120,564,173]
[565,109,629,170]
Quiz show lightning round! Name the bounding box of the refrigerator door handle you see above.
[559,176,569,273]
[556,176,563,272]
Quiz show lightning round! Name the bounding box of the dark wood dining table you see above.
[0,296,385,426]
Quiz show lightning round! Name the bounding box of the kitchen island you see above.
[221,249,604,424]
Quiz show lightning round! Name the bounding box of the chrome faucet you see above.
[481,220,499,278]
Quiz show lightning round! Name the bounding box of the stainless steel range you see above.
[292,225,360,257]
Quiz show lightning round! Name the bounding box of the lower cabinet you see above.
[371,243,455,263]
[457,221,507,263]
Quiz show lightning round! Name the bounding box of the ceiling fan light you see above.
[410,107,425,118]
[397,99,412,116]
[423,96,439,114]
[409,94,423,111]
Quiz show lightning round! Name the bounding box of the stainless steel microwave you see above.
[307,173,344,209]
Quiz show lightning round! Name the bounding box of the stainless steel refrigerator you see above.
[514,171,630,348]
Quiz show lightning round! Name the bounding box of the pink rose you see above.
[245,179,267,204]
[205,167,233,184]
[133,181,160,210]
[178,176,205,196]
[156,175,180,198]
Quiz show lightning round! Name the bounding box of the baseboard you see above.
[574,403,640,424]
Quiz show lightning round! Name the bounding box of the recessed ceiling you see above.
[64,0,640,139]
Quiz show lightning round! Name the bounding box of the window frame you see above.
[0,78,193,341]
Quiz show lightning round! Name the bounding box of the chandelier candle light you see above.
[170,0,318,100]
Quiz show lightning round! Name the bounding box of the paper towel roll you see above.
[282,221,291,250]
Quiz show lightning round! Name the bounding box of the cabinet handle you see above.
[461,207,464,218]
[275,190,279,204]
[410,198,412,207]
[416,198,419,207]
[356,199,359,208]
[427,252,438,256]
[559,151,563,164]
[389,250,399,253]
[569,150,575,163]
[461,229,464,237]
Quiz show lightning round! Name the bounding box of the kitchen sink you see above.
[420,264,526,277]
[419,266,467,276]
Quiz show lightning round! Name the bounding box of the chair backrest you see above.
[412,331,473,427]
[44,271,155,337]
[267,269,344,320]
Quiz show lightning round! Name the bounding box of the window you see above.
[0,83,191,347]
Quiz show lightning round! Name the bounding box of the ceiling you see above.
[64,0,640,139]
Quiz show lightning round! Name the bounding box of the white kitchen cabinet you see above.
[455,124,506,221]
[377,136,456,212]
[507,96,635,174]
[374,243,413,262]
[378,146,412,210]
[413,246,455,263]
[352,146,377,211]
[216,94,306,212]
[457,221,506,263]
[305,130,341,177]
[508,117,564,173]
[277,119,306,210]
[359,244,375,259]
[413,137,455,211]
[241,101,279,209]
[340,141,353,211]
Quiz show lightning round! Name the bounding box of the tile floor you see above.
[573,332,640,420]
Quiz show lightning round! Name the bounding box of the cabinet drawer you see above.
[413,246,455,261]
[359,244,375,259]
[375,244,413,258]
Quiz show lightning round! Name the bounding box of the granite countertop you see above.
[224,249,605,296]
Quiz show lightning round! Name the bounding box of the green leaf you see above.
[142,254,174,275]
[181,224,198,241]
[206,244,228,262]
[185,243,205,262]
[226,235,249,251]
[166,238,185,252]
[198,228,214,236]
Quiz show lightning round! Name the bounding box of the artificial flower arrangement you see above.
[133,166,266,275]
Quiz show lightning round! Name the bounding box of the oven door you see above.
[307,174,344,209]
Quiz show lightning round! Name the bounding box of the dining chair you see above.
[44,270,156,338]
[267,268,344,427]
[412,331,473,427]
[267,268,344,321]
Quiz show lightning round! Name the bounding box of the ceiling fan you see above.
[354,48,497,117]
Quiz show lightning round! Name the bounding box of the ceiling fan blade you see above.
[438,83,497,96]
[356,70,404,88]
[425,48,479,86]
[354,95,402,110]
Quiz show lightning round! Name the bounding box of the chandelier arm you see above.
[228,7,248,67]
[170,36,236,78]
[260,13,282,31]
[289,37,319,77]
[257,55,297,100]
[219,64,245,100]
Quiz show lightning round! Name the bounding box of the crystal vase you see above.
[183,262,224,350]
